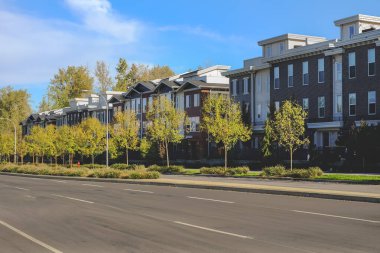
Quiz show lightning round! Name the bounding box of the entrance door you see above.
[323,132,329,147]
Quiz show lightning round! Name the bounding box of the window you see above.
[185,95,191,108]
[318,58,325,83]
[349,25,355,39]
[131,99,136,112]
[368,48,376,76]
[136,98,141,113]
[142,98,147,113]
[279,42,285,54]
[368,91,376,115]
[232,79,237,96]
[336,95,342,113]
[349,93,356,116]
[288,64,293,87]
[243,78,249,94]
[274,67,280,89]
[318,96,325,118]
[275,101,280,111]
[302,98,309,112]
[257,104,262,119]
[349,52,356,78]
[336,62,342,81]
[303,61,309,85]
[187,117,200,132]
[148,97,153,107]
[266,45,272,57]
[194,94,200,107]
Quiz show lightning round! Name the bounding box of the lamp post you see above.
[0,117,17,163]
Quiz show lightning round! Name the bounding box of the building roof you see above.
[176,80,229,92]
[257,33,327,46]
[334,14,380,26]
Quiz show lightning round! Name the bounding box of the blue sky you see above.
[1,0,379,110]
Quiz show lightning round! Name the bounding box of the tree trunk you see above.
[126,149,129,166]
[165,140,169,167]
[290,148,293,171]
[224,145,228,169]
[41,155,44,164]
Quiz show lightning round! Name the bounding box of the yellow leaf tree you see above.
[202,94,252,168]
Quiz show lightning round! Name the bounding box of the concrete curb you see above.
[1,172,379,204]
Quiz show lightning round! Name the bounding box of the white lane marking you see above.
[51,180,67,183]
[123,189,154,194]
[82,183,103,188]
[292,210,380,224]
[187,196,234,204]
[0,219,62,253]
[51,194,94,204]
[174,221,253,239]
[14,187,30,191]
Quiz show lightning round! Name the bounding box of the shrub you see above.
[285,169,310,178]
[200,166,249,176]
[308,167,324,177]
[120,170,160,179]
[110,163,145,170]
[82,164,107,169]
[86,168,121,178]
[261,165,286,177]
[147,165,184,174]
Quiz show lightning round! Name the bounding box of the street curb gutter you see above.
[1,172,379,204]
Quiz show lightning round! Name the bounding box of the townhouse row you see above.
[21,14,380,161]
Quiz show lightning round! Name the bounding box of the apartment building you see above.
[224,14,380,152]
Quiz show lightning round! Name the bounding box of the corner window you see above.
[336,95,342,113]
[266,45,272,57]
[302,61,309,85]
[187,117,200,132]
[274,67,280,89]
[349,52,356,79]
[349,25,355,39]
[349,93,356,116]
[232,79,237,96]
[318,58,325,83]
[368,48,376,76]
[185,95,191,108]
[368,91,376,115]
[243,78,249,94]
[318,96,325,118]
[194,94,200,107]
[288,64,293,87]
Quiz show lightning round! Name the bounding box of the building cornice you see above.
[334,14,380,26]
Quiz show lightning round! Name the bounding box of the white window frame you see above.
[288,64,293,87]
[194,93,200,107]
[279,42,285,54]
[318,58,325,83]
[257,104,262,119]
[368,91,376,115]
[368,48,376,76]
[243,78,249,94]
[349,52,356,79]
[232,79,237,96]
[336,95,342,113]
[302,98,309,111]
[349,93,356,116]
[185,95,191,108]
[266,45,272,57]
[274,67,280,89]
[336,62,342,81]
[302,61,309,85]
[318,96,325,118]
[275,101,280,111]
[349,25,355,39]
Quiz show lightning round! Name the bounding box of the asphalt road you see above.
[0,175,379,253]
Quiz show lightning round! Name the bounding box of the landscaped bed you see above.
[0,164,160,179]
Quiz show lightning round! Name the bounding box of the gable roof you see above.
[153,80,181,92]
[176,80,229,93]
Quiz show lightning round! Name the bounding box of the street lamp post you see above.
[0,117,17,163]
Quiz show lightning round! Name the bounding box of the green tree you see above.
[270,100,309,170]
[26,126,47,163]
[139,137,151,159]
[56,125,79,167]
[146,97,186,167]
[45,125,61,165]
[17,137,29,165]
[112,110,140,165]
[262,119,273,158]
[48,66,94,108]
[0,132,13,163]
[38,96,52,112]
[114,58,129,91]
[202,94,252,168]
[77,118,106,167]
[140,65,175,81]
[95,60,114,92]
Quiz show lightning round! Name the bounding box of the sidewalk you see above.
[1,172,380,203]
